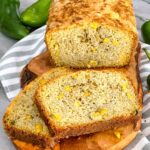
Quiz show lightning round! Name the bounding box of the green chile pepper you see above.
[147,74,150,89]
[143,48,150,60]
[20,0,52,28]
[144,48,150,89]
[141,20,150,44]
[0,0,29,40]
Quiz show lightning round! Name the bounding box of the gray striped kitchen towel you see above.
[0,26,150,149]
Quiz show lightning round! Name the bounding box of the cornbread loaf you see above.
[12,118,141,150]
[45,0,138,68]
[3,68,72,148]
[35,70,142,139]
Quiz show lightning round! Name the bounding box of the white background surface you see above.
[0,0,149,149]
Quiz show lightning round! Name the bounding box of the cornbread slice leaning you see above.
[45,0,138,68]
[3,67,72,148]
[35,70,142,139]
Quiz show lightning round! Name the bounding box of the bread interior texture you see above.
[48,23,133,68]
[39,71,139,127]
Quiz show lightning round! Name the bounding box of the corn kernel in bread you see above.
[46,0,138,68]
[3,67,71,147]
[35,70,141,139]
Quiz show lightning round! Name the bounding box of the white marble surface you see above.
[0,0,150,149]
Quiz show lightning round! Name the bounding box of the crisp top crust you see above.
[47,0,137,34]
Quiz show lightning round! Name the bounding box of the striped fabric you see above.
[0,26,46,99]
[0,26,150,149]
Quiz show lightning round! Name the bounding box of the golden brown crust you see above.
[46,0,137,34]
[45,0,138,67]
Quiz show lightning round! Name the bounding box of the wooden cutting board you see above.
[13,121,140,150]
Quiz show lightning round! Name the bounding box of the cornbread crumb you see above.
[83,91,91,97]
[87,60,98,68]
[74,100,81,107]
[112,40,119,46]
[127,93,134,100]
[25,115,33,120]
[91,47,97,52]
[121,83,128,91]
[57,93,64,99]
[64,86,72,92]
[55,50,60,57]
[71,73,78,79]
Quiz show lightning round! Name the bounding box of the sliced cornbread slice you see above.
[3,67,72,148]
[46,0,138,68]
[35,70,141,139]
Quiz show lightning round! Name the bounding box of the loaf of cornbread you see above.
[3,68,72,148]
[35,70,142,139]
[45,0,138,68]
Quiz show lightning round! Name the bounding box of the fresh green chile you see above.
[144,48,150,89]
[141,21,150,44]
[143,48,150,60]
[147,74,150,89]
[0,0,29,40]
[20,0,52,28]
